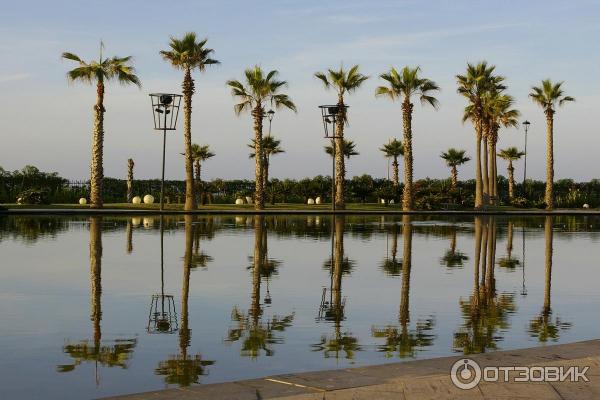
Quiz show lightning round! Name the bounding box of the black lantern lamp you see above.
[149,93,182,211]
[318,105,348,211]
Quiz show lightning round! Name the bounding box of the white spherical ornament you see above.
[583,203,590,209]
[132,196,142,204]
[389,199,395,204]
[315,196,322,204]
[131,217,141,227]
[307,198,315,205]
[79,198,87,205]
[143,194,154,204]
[381,198,386,204]
[235,198,244,205]
[245,196,253,204]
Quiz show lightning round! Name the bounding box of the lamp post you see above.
[318,105,348,212]
[266,109,275,137]
[522,120,530,186]
[149,93,182,211]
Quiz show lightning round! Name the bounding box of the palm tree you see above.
[62,44,141,208]
[248,136,284,189]
[315,65,369,209]
[227,66,296,210]
[530,80,575,209]
[189,144,214,206]
[457,62,505,209]
[160,32,219,211]
[126,158,134,203]
[498,147,525,202]
[324,139,359,159]
[376,67,439,210]
[379,139,404,187]
[440,148,470,189]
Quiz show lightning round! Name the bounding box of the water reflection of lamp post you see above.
[319,105,347,212]
[149,93,182,210]
[148,216,178,333]
[521,224,527,296]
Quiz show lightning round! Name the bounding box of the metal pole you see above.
[523,124,528,186]
[160,111,167,211]
[160,215,165,315]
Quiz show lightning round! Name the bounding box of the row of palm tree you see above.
[62,35,573,211]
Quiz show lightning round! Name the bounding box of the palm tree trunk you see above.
[126,158,134,203]
[90,82,105,208]
[335,99,346,209]
[252,215,264,322]
[492,141,498,204]
[89,217,102,347]
[194,159,201,207]
[545,111,555,210]
[400,215,412,325]
[482,136,490,205]
[252,107,265,210]
[401,101,414,211]
[472,217,482,311]
[507,221,513,259]
[543,216,553,313]
[485,218,496,296]
[392,158,399,187]
[507,161,515,201]
[332,215,345,317]
[182,68,196,211]
[126,219,133,254]
[180,215,192,356]
[451,166,458,189]
[480,217,488,298]
[263,156,270,191]
[474,119,484,209]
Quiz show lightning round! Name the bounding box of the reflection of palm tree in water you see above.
[313,216,361,360]
[498,221,520,270]
[190,217,214,269]
[226,215,294,358]
[454,217,516,354]
[440,226,469,269]
[372,216,435,358]
[528,216,571,342]
[380,221,402,276]
[58,217,137,384]
[156,216,214,385]
[126,219,133,254]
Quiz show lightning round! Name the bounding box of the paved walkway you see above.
[104,339,600,400]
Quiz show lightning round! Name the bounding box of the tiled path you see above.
[104,339,600,400]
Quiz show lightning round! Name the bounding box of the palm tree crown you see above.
[227,66,297,115]
[325,140,359,159]
[248,136,284,159]
[441,149,471,167]
[529,80,575,114]
[498,147,525,161]
[379,139,404,158]
[190,144,215,162]
[62,52,141,88]
[315,65,369,100]
[159,32,219,71]
[375,66,439,107]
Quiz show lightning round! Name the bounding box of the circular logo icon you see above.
[450,358,482,390]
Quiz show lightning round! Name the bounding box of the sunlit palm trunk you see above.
[482,134,490,205]
[400,215,412,325]
[489,138,498,204]
[335,99,346,209]
[474,120,484,209]
[392,158,399,187]
[182,69,196,211]
[401,101,414,211]
[507,161,515,201]
[450,166,458,189]
[545,111,555,210]
[89,217,102,348]
[194,159,202,207]
[90,83,105,208]
[180,216,192,358]
[126,158,134,203]
[252,108,265,210]
[544,216,553,314]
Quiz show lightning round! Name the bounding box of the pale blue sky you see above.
[0,0,598,181]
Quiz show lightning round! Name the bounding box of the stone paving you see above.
[103,339,600,400]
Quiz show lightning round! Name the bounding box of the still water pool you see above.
[0,214,599,399]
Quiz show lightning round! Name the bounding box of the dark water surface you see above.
[0,214,599,399]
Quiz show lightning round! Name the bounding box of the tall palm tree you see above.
[324,139,359,160]
[160,32,219,211]
[189,144,214,206]
[227,66,296,210]
[498,147,525,202]
[248,136,284,189]
[440,148,470,189]
[126,158,134,203]
[379,139,404,187]
[315,65,369,209]
[457,62,505,209]
[62,45,141,208]
[376,67,439,210]
[530,80,575,209]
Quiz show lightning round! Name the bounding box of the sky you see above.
[0,0,598,182]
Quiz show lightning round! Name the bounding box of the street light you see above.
[149,93,182,211]
[522,120,531,186]
[266,109,275,136]
[318,104,348,212]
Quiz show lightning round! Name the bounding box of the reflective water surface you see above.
[1,214,599,399]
